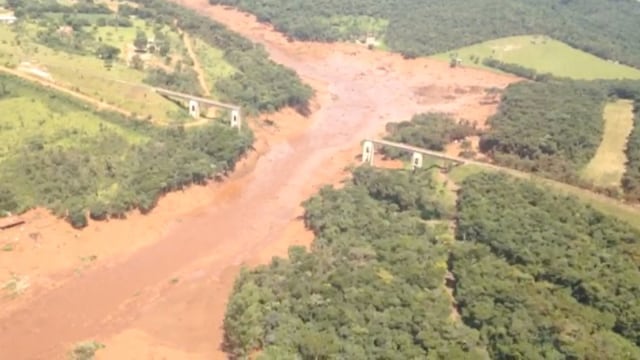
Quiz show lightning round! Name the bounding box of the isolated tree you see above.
[96,44,120,60]
[158,43,170,57]
[130,54,144,70]
[134,30,148,52]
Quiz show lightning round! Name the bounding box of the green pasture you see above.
[92,18,147,49]
[191,37,236,95]
[3,37,181,124]
[0,92,145,163]
[581,100,635,187]
[432,35,640,80]
[0,15,194,124]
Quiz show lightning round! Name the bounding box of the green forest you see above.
[224,167,483,359]
[623,107,640,201]
[0,74,253,227]
[224,167,640,359]
[382,113,478,157]
[455,173,640,358]
[480,80,608,182]
[209,0,640,68]
[480,79,640,195]
[385,80,640,200]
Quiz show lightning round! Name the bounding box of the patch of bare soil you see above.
[0,2,519,359]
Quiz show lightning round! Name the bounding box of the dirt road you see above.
[0,3,516,359]
[0,66,134,117]
[181,31,211,96]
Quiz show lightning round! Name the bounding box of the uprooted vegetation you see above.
[223,166,640,358]
[479,80,608,183]
[0,73,253,227]
[209,0,640,69]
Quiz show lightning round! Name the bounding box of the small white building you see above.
[0,13,17,25]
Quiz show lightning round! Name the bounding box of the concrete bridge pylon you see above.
[188,100,200,118]
[155,87,242,130]
[411,152,423,170]
[361,138,466,170]
[362,140,375,165]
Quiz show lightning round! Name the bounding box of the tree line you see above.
[209,0,640,69]
[481,58,555,82]
[0,74,253,228]
[622,105,640,202]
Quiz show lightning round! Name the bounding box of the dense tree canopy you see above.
[383,113,478,157]
[479,80,607,182]
[225,167,640,358]
[480,79,640,196]
[224,167,483,359]
[209,0,640,68]
[0,75,253,228]
[455,173,640,355]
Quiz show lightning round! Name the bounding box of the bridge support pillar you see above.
[411,152,423,170]
[230,109,241,129]
[362,141,374,165]
[188,100,200,118]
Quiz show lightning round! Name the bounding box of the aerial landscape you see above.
[0,0,639,359]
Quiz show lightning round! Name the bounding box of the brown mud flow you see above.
[0,2,517,359]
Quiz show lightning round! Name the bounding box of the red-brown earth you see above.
[0,2,518,359]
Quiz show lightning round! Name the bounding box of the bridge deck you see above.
[154,87,239,111]
[368,139,467,164]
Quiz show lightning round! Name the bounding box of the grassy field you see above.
[581,100,636,187]
[448,163,640,230]
[191,37,236,96]
[0,87,146,163]
[0,13,200,122]
[432,35,640,80]
[0,20,192,125]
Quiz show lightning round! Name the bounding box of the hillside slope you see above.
[210,0,640,69]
